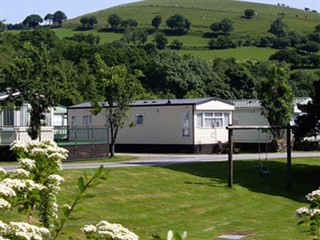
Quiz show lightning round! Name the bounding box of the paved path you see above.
[2,152,319,172]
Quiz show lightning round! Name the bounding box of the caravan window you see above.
[3,108,14,126]
[135,114,144,125]
[197,112,229,128]
[182,112,190,137]
[83,115,92,126]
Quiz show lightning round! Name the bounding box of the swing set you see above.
[226,125,293,189]
[257,129,271,178]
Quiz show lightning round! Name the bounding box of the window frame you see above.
[196,111,230,129]
[182,112,190,137]
[135,113,144,126]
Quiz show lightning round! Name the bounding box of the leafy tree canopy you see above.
[53,10,67,26]
[108,14,122,30]
[255,62,294,139]
[294,80,320,141]
[244,9,255,19]
[152,15,162,30]
[93,53,144,157]
[269,18,287,37]
[0,42,66,139]
[166,14,191,34]
[22,14,43,28]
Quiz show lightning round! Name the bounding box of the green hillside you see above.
[53,0,319,60]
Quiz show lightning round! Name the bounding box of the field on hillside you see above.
[182,46,277,61]
[54,0,319,61]
[3,157,319,239]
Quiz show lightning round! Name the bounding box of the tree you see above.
[210,18,234,35]
[44,13,54,24]
[244,9,255,19]
[93,54,143,157]
[219,18,234,35]
[0,20,6,32]
[121,18,138,28]
[0,42,66,139]
[269,49,302,67]
[297,41,320,53]
[154,32,168,50]
[80,16,98,29]
[166,14,191,34]
[294,80,320,142]
[132,28,148,46]
[208,36,236,49]
[256,62,294,140]
[152,15,162,30]
[289,70,318,97]
[108,14,122,30]
[19,28,59,48]
[269,18,287,37]
[53,10,67,26]
[170,39,183,50]
[144,50,209,98]
[22,14,43,28]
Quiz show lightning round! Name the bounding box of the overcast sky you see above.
[0,0,319,24]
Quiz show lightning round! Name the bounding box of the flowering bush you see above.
[81,220,139,240]
[296,186,320,239]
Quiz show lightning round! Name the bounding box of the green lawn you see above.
[50,157,320,239]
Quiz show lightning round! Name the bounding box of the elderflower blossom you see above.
[47,174,64,186]
[18,158,36,171]
[296,206,310,219]
[13,169,30,179]
[0,198,11,211]
[1,179,45,192]
[81,220,139,240]
[0,184,16,198]
[306,188,320,202]
[10,140,28,153]
[0,168,6,176]
[8,222,51,240]
[81,224,97,234]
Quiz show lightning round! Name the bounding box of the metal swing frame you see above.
[226,125,293,189]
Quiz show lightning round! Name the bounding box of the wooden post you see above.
[228,126,233,188]
[287,125,292,190]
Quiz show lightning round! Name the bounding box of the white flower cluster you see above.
[0,183,16,198]
[297,206,320,218]
[0,168,6,177]
[0,198,11,211]
[1,179,45,192]
[11,140,68,169]
[306,188,320,202]
[13,169,30,179]
[0,220,51,240]
[81,220,139,240]
[18,159,36,171]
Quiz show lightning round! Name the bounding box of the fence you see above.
[54,126,110,160]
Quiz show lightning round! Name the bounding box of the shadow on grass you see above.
[160,160,320,202]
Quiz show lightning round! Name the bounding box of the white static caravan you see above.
[67,98,235,153]
[0,92,55,146]
[231,98,311,146]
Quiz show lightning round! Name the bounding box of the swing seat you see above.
[258,164,270,178]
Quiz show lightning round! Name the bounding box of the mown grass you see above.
[3,157,315,239]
